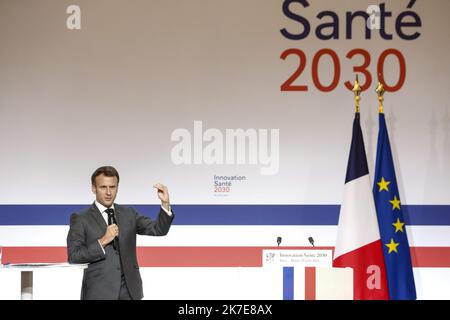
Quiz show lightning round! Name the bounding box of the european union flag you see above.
[373,113,417,300]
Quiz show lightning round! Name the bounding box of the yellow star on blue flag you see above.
[390,196,401,210]
[377,177,391,192]
[385,238,400,254]
[393,218,405,233]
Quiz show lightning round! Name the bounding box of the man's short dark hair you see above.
[91,166,120,185]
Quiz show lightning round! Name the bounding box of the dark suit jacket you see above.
[66,203,174,300]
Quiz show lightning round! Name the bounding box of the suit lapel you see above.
[88,203,107,232]
[114,204,123,242]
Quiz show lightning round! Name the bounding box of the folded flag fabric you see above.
[373,112,417,300]
[333,112,389,300]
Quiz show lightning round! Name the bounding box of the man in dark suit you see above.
[67,166,174,300]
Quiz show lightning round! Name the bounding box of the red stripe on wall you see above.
[2,246,450,267]
[304,267,316,300]
[2,247,67,264]
[137,246,269,267]
[410,247,450,267]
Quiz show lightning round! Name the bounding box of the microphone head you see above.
[308,237,314,246]
[277,236,282,245]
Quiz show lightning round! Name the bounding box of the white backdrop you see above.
[0,0,448,204]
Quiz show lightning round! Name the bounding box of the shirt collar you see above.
[95,201,115,214]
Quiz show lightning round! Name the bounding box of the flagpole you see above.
[352,75,362,113]
[376,81,385,114]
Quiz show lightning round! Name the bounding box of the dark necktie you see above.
[105,208,118,251]
[106,208,116,225]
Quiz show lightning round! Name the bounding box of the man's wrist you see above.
[161,201,170,210]
[99,238,107,248]
[97,239,106,254]
[161,202,172,216]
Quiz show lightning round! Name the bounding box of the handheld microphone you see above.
[308,237,315,247]
[277,236,282,247]
[111,213,117,225]
[110,212,119,251]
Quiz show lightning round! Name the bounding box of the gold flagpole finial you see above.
[376,81,385,114]
[352,74,362,113]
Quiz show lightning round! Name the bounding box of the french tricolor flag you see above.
[333,112,389,300]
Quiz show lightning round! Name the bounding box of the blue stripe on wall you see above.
[0,205,449,226]
[283,267,294,300]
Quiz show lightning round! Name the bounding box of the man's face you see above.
[92,174,118,208]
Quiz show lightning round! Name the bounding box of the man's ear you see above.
[91,184,96,194]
